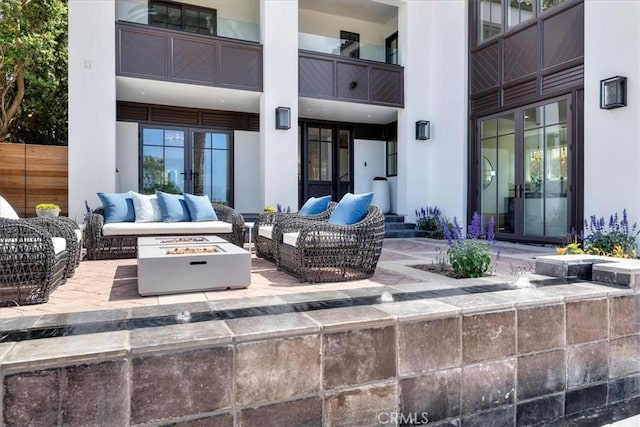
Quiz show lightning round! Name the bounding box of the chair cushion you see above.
[97,192,135,223]
[52,237,66,255]
[156,191,191,222]
[283,231,300,247]
[298,195,331,216]
[258,225,273,240]
[131,192,162,223]
[102,221,232,236]
[328,192,374,226]
[0,195,20,219]
[184,193,218,222]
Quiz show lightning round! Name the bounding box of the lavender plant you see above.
[583,209,638,258]
[276,204,292,214]
[441,212,496,278]
[415,206,453,239]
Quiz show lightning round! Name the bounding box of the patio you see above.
[0,238,551,318]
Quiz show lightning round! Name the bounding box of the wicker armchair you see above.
[84,203,245,260]
[252,202,337,262]
[0,218,68,306]
[25,217,81,278]
[276,205,385,283]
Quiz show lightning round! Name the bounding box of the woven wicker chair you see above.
[25,217,81,278]
[252,202,337,262]
[0,218,69,306]
[276,205,385,283]
[84,203,245,260]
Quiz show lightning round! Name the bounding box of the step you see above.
[384,214,406,223]
[384,229,427,239]
[385,222,418,230]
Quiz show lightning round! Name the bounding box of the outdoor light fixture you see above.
[415,120,430,140]
[275,107,291,130]
[600,76,627,109]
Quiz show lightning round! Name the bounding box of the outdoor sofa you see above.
[84,192,245,260]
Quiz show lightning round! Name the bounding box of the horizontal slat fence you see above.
[0,143,68,217]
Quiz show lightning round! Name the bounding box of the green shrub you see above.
[442,212,496,278]
[415,206,453,239]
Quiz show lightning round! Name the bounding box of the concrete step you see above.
[385,222,418,230]
[385,229,427,239]
[384,214,405,223]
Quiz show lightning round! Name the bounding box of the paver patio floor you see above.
[0,238,556,319]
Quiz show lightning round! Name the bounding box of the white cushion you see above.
[283,232,300,247]
[52,237,66,255]
[0,195,20,220]
[102,221,232,236]
[131,192,162,223]
[258,225,273,240]
[74,228,83,242]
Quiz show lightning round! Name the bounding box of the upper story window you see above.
[479,0,502,42]
[150,1,217,36]
[477,0,572,45]
[508,0,534,28]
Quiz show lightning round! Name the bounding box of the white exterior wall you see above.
[353,139,386,194]
[259,0,299,210]
[396,0,467,222]
[116,121,139,193]
[584,1,640,225]
[68,0,116,222]
[234,131,261,213]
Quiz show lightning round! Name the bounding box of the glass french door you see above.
[299,123,351,206]
[140,125,233,205]
[480,97,570,240]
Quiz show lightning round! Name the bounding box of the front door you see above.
[299,122,352,206]
[479,97,571,241]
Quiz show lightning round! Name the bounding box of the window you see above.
[385,32,398,65]
[540,0,568,13]
[479,0,502,42]
[508,0,534,28]
[140,125,233,205]
[340,30,360,59]
[150,1,216,35]
[386,140,397,177]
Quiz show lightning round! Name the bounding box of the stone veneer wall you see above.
[1,292,639,426]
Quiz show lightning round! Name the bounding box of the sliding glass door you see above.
[479,97,570,240]
[140,125,233,205]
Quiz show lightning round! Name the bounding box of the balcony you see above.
[116,21,262,92]
[298,32,404,108]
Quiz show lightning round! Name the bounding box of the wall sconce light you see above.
[275,107,291,130]
[415,120,430,140]
[600,76,627,109]
[350,81,358,89]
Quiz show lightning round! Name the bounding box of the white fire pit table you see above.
[137,236,251,296]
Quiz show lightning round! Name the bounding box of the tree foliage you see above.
[0,0,67,145]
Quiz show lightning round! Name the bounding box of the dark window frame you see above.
[149,0,217,36]
[385,31,398,65]
[386,139,397,177]
[340,30,360,59]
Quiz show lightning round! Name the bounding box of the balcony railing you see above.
[118,8,260,43]
[298,32,399,65]
[116,21,262,92]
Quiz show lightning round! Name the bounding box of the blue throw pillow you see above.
[298,195,331,216]
[156,191,191,222]
[184,193,218,222]
[97,192,135,223]
[328,192,374,226]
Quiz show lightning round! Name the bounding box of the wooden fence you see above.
[0,143,68,218]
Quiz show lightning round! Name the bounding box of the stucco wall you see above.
[584,1,640,228]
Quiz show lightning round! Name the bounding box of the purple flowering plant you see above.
[583,209,638,258]
[440,212,496,278]
[415,206,453,239]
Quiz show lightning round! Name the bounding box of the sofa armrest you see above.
[212,203,245,247]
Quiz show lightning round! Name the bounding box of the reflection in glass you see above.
[479,0,502,41]
[508,0,533,28]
